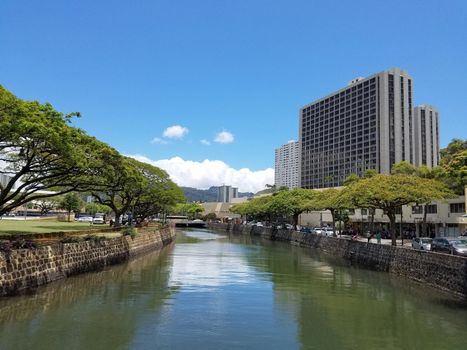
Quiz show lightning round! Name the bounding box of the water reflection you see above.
[231,236,467,350]
[0,246,174,350]
[0,229,466,350]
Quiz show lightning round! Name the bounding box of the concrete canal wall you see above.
[209,223,467,298]
[0,227,175,297]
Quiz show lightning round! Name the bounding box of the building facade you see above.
[274,141,300,189]
[299,193,466,237]
[299,68,414,188]
[413,105,440,168]
[217,185,238,203]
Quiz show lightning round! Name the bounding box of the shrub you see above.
[122,227,137,239]
[0,241,12,254]
[60,236,83,244]
[0,239,37,252]
[84,234,107,242]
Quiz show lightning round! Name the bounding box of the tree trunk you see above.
[113,213,121,227]
[330,209,336,237]
[293,212,299,231]
[387,211,397,246]
[422,204,428,236]
[369,210,375,236]
[67,210,71,222]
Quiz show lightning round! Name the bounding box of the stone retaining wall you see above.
[209,223,467,298]
[0,227,175,297]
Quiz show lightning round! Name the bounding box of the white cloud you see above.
[127,155,274,193]
[200,139,211,145]
[214,131,234,144]
[163,125,189,139]
[150,137,168,145]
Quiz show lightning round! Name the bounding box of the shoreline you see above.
[0,226,176,297]
[208,222,467,300]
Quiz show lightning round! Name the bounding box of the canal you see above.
[1,228,466,350]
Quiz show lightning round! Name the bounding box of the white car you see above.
[312,227,324,235]
[92,216,105,224]
[412,237,432,251]
[322,228,334,236]
[77,216,93,222]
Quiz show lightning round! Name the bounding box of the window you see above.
[450,203,465,213]
[412,206,423,214]
[361,209,368,215]
[426,204,437,214]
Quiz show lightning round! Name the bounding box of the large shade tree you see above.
[347,174,454,246]
[133,168,185,222]
[312,188,352,236]
[0,85,115,215]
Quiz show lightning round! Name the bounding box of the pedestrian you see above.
[376,231,381,244]
[367,232,375,243]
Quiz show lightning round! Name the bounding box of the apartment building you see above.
[274,141,300,189]
[413,105,440,167]
[300,68,414,188]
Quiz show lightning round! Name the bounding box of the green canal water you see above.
[1,229,467,350]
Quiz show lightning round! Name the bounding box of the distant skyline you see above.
[1,0,466,192]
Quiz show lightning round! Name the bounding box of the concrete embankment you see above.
[209,223,467,299]
[0,227,175,297]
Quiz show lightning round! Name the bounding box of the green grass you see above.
[0,219,96,235]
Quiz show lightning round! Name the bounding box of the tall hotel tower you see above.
[413,105,440,168]
[299,68,414,188]
[275,141,300,189]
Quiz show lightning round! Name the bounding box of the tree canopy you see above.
[347,174,454,245]
[0,85,118,215]
[0,85,184,224]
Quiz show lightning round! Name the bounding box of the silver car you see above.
[449,239,467,257]
[411,237,432,251]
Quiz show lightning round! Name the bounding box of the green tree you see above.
[347,174,454,246]
[0,85,117,215]
[268,189,317,229]
[85,202,112,216]
[204,212,217,221]
[173,202,204,219]
[133,169,185,222]
[439,139,467,195]
[59,193,83,222]
[36,199,59,216]
[343,173,360,186]
[230,196,274,222]
[92,157,182,227]
[313,188,352,235]
[392,161,447,235]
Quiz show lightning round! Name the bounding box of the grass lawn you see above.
[0,219,98,235]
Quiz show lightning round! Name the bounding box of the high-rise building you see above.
[299,68,414,188]
[413,105,440,168]
[274,141,300,189]
[217,185,238,203]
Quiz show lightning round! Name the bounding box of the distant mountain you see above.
[181,186,254,203]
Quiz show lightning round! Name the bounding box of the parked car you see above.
[300,227,311,234]
[432,238,467,256]
[322,228,334,237]
[92,216,105,224]
[411,237,432,251]
[449,239,467,257]
[312,227,324,235]
[255,222,264,227]
[77,216,93,223]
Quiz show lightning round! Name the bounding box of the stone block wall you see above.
[209,223,467,298]
[0,227,175,297]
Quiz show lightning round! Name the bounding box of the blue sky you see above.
[1,0,466,191]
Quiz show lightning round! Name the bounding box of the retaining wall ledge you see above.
[0,227,175,297]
